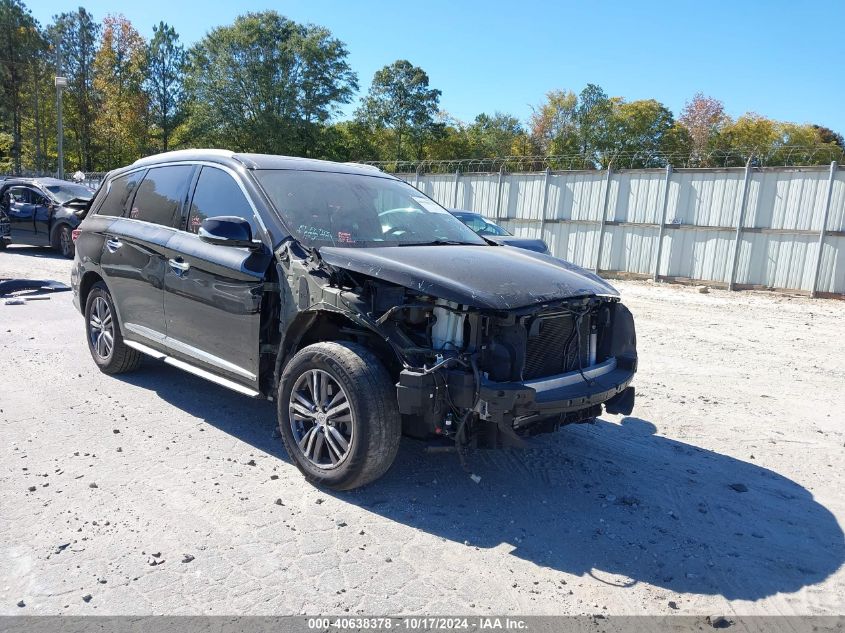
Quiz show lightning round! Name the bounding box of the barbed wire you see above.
[3,144,841,184]
[363,145,845,174]
[1,169,106,188]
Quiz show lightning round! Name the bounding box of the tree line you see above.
[1,1,843,174]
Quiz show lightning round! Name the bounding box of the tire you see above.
[277,341,401,490]
[84,282,141,374]
[53,224,75,259]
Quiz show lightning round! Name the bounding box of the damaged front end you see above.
[392,296,637,448]
[276,241,637,451]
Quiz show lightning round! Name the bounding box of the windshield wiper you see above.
[396,239,481,247]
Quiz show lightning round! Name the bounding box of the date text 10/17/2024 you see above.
[306,617,528,630]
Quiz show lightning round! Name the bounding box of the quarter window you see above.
[97,171,146,217]
[187,167,256,235]
[130,166,193,227]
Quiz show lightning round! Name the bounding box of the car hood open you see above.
[319,244,618,310]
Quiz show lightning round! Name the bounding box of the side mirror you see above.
[198,216,256,248]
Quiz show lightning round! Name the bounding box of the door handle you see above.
[168,258,190,274]
[105,238,123,253]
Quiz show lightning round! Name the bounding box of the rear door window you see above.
[187,167,257,234]
[97,171,145,217]
[130,166,193,228]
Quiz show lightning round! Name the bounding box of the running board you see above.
[124,339,261,398]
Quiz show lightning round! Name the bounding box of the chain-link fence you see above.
[0,170,106,189]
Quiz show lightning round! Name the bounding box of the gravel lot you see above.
[1,245,843,616]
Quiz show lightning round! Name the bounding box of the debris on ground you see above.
[706,615,732,629]
[0,279,71,297]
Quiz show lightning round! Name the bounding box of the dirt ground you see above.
[1,244,843,616]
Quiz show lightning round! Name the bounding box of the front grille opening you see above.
[523,313,591,380]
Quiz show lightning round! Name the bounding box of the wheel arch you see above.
[78,271,126,327]
[49,219,74,247]
[271,309,401,394]
[78,270,105,311]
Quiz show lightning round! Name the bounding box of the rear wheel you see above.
[53,224,74,258]
[84,282,141,374]
[277,342,401,490]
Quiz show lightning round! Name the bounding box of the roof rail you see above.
[132,149,236,165]
[343,162,382,172]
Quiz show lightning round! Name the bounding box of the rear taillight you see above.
[71,229,81,242]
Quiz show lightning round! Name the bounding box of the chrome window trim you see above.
[94,160,270,243]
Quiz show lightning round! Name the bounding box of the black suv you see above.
[72,150,637,489]
[0,177,94,257]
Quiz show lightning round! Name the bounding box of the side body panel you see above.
[32,189,53,241]
[163,232,271,388]
[99,218,176,342]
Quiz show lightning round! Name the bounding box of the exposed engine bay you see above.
[271,240,638,454]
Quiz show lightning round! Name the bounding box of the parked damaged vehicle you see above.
[71,150,637,490]
[0,177,94,257]
[0,207,10,248]
[449,209,550,254]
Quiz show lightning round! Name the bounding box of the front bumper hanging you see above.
[397,355,636,426]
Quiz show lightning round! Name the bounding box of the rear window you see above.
[129,166,193,228]
[97,171,145,217]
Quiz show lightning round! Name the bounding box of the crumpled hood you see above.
[319,244,618,310]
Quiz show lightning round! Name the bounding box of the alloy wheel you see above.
[288,369,354,469]
[88,296,114,360]
[60,227,72,257]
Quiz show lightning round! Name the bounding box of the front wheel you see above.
[277,342,401,490]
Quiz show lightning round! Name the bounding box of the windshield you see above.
[255,170,486,248]
[45,183,93,204]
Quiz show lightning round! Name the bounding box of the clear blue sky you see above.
[30,0,845,133]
